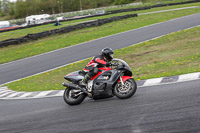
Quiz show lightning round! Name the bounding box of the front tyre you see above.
[63,87,86,105]
[114,78,137,99]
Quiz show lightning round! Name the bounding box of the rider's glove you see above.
[106,62,112,67]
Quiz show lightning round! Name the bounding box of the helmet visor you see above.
[110,54,114,59]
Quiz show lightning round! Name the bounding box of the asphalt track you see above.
[0,79,199,133]
[0,13,200,85]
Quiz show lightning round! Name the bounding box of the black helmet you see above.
[102,47,114,61]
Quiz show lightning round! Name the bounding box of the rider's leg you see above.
[87,67,99,82]
[80,67,99,86]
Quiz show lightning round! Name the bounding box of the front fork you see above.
[120,76,125,86]
[118,75,132,86]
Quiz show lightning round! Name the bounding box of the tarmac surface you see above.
[0,72,199,99]
[0,13,200,85]
[0,79,199,133]
[0,13,200,133]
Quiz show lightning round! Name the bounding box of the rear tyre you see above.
[63,87,86,105]
[114,78,137,99]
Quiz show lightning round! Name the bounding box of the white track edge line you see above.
[1,78,199,100]
[139,77,200,88]
[1,24,199,87]
[1,12,199,67]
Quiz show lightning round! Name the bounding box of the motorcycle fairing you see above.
[91,67,112,80]
[64,71,84,83]
[118,76,132,83]
[91,69,123,99]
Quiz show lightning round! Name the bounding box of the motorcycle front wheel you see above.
[114,78,137,99]
[63,87,86,105]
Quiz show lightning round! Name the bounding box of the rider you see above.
[79,47,114,87]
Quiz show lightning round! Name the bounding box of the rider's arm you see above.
[95,58,107,65]
[94,57,110,67]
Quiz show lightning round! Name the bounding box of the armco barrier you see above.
[0,14,138,47]
[0,0,199,33]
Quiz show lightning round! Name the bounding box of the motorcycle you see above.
[62,58,137,105]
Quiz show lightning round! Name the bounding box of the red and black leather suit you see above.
[81,55,110,79]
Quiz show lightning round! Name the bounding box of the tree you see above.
[0,1,3,17]
[1,0,9,13]
[47,0,57,14]
[9,2,15,16]
[67,0,79,11]
[1,0,136,19]
[15,0,28,18]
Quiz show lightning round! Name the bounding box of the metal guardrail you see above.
[8,2,142,24]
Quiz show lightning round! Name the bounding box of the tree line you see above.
[0,0,136,19]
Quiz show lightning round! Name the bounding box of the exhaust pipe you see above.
[62,82,89,94]
[62,82,80,89]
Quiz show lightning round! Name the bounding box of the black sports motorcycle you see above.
[62,58,137,105]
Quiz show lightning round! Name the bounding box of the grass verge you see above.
[4,26,200,92]
[0,2,199,42]
[0,6,200,64]
[105,0,198,11]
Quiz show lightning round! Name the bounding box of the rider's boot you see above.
[79,74,90,87]
[79,74,93,97]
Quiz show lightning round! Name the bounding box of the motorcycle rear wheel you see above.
[63,87,86,105]
[114,78,137,99]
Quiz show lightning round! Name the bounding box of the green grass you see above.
[4,26,200,92]
[0,2,199,42]
[0,6,199,64]
[105,0,198,11]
